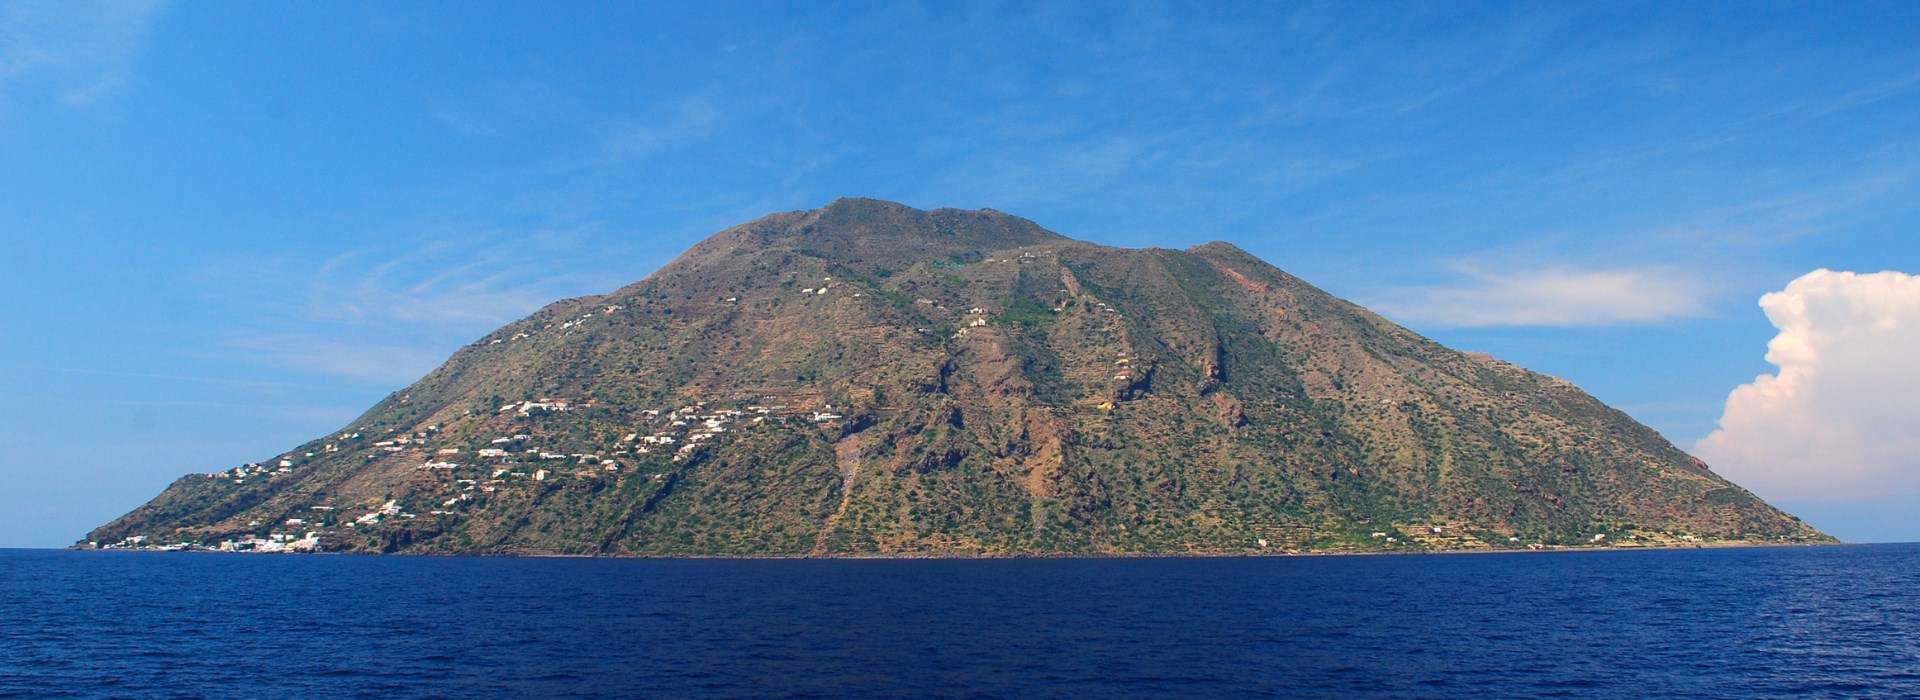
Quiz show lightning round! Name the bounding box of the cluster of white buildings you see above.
[155,397,856,551]
[94,530,322,554]
[625,403,832,460]
[488,305,624,346]
[216,532,321,553]
[498,399,573,416]
[347,499,410,527]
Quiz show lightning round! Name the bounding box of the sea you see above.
[2,544,1916,699]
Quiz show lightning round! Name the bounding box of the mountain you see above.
[85,198,1830,555]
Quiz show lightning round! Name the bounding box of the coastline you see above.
[63,538,1844,560]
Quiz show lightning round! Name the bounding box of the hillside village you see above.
[91,399,852,553]
[91,386,1737,555]
[85,199,1829,556]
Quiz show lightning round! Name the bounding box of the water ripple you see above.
[1,545,1917,698]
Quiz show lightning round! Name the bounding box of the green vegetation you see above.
[84,198,1832,556]
[997,297,1056,326]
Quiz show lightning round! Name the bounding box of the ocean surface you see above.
[3,545,1917,699]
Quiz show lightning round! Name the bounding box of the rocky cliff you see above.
[86,198,1830,555]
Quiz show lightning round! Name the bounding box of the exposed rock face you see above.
[86,199,1830,555]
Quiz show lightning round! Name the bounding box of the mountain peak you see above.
[696,198,1067,268]
[86,202,1828,556]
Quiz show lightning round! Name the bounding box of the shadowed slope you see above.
[87,199,1829,555]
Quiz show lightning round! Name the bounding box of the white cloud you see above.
[1368,265,1711,328]
[1695,269,1920,501]
[206,223,649,386]
[304,242,568,328]
[590,93,722,165]
[226,335,448,386]
[290,222,651,328]
[0,0,166,106]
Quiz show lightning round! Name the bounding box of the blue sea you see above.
[3,545,1917,699]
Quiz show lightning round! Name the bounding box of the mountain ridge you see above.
[84,198,1830,555]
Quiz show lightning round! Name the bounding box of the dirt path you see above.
[811,435,866,555]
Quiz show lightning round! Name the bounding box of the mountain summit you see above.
[87,199,1829,555]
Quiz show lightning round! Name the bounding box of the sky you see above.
[3,1,1918,547]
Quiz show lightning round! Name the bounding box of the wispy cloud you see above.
[915,132,1163,209]
[205,222,652,386]
[225,334,450,386]
[1636,168,1920,250]
[297,224,638,327]
[0,0,166,106]
[1367,263,1713,328]
[307,248,558,327]
[589,92,723,165]
[1753,68,1920,125]
[24,365,348,393]
[427,80,580,140]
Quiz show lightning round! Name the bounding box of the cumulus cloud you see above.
[1368,265,1712,328]
[1695,269,1920,501]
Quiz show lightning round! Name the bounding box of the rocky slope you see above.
[86,198,1830,555]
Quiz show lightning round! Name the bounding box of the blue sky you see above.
[3,1,1918,547]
